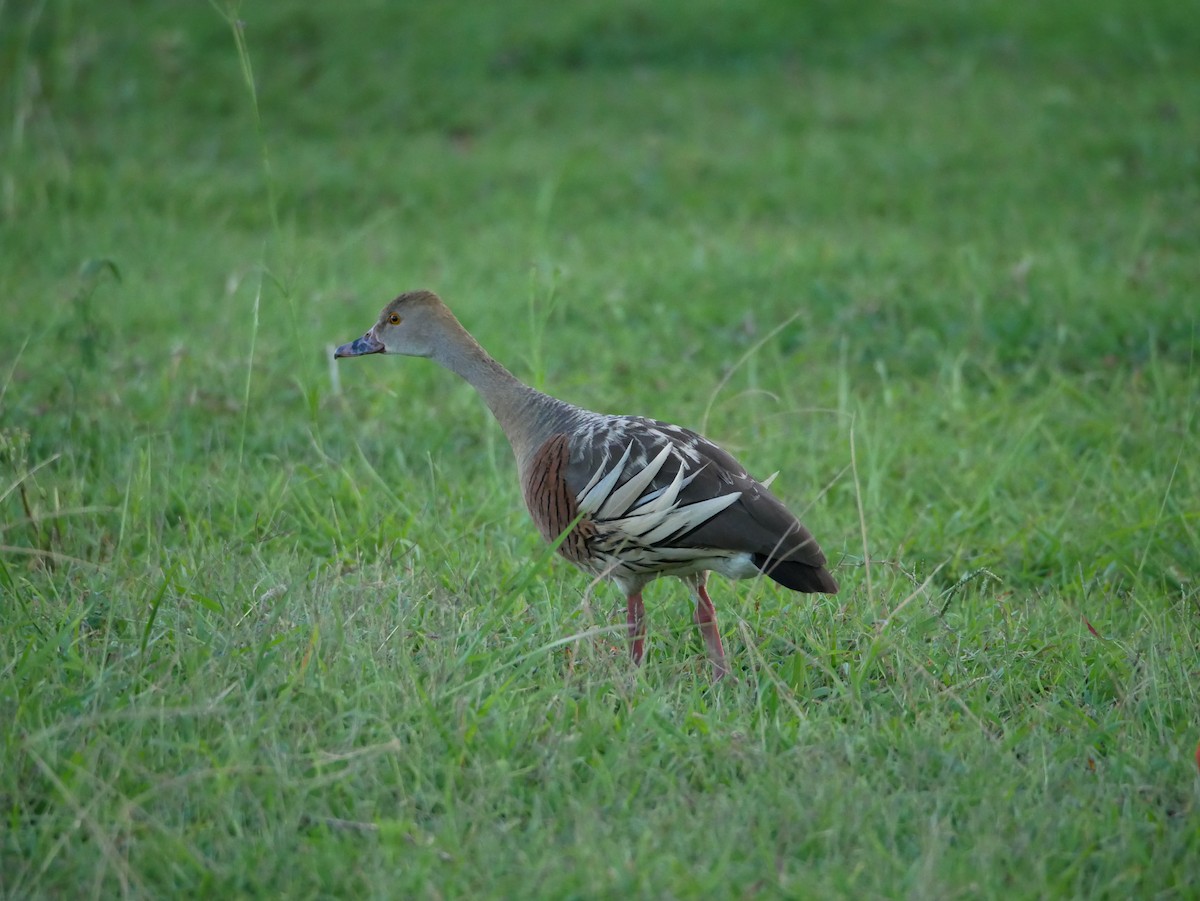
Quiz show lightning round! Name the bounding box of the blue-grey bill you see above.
[334,334,384,358]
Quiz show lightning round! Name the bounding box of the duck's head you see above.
[334,290,448,360]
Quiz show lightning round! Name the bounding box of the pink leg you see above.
[692,575,730,680]
[626,590,646,665]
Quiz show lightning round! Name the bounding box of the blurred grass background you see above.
[1,1,1198,897]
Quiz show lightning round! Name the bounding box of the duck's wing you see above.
[555,416,837,593]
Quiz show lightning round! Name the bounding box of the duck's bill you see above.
[334,334,384,358]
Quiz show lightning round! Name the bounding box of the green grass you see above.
[2,0,1198,897]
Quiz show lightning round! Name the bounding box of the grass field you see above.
[2,1,1198,897]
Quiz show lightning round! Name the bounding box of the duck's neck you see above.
[432,322,581,468]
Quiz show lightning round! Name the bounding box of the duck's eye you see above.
[388,312,402,325]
